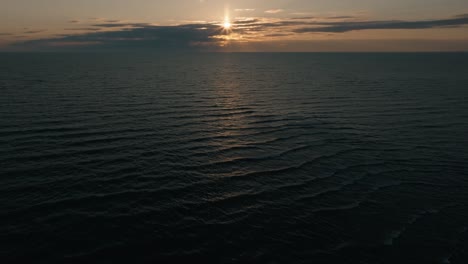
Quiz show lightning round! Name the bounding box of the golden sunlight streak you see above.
[223,4,232,31]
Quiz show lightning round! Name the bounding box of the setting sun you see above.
[223,21,232,29]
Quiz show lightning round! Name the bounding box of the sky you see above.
[1,0,468,51]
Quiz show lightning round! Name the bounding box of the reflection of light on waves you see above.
[210,57,249,144]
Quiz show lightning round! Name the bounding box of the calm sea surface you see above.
[1,53,468,263]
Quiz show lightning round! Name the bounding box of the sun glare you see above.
[223,5,232,31]
[223,21,232,29]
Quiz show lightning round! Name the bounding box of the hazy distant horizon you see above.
[2,50,468,53]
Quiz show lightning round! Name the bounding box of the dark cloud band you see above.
[294,15,468,33]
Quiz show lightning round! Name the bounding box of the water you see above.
[1,53,467,263]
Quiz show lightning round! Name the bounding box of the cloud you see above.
[293,15,468,33]
[290,15,356,20]
[291,16,315,20]
[65,28,102,31]
[263,33,292,37]
[23,30,47,34]
[325,16,356,20]
[265,9,284,14]
[91,23,152,28]
[227,14,468,33]
[235,9,255,12]
[13,23,228,51]
[234,19,261,25]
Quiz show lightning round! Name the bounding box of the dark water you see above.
[1,53,468,263]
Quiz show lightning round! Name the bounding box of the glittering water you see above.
[1,53,468,263]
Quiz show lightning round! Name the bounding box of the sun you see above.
[223,21,232,30]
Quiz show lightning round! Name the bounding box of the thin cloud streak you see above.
[23,30,47,34]
[91,23,152,28]
[293,15,468,33]
[265,9,284,14]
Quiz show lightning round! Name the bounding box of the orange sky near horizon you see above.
[1,0,468,51]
